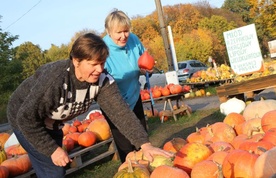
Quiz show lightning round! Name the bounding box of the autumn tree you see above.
[164,4,202,34]
[198,15,237,64]
[248,0,276,55]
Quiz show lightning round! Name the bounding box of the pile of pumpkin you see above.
[0,133,31,177]
[0,110,111,178]
[140,84,191,100]
[186,60,276,84]
[113,98,276,178]
[62,111,111,152]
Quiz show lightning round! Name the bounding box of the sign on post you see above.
[223,24,263,75]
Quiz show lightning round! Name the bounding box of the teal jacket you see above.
[103,33,145,109]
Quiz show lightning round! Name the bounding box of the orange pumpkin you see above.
[173,142,212,174]
[62,136,75,152]
[206,150,228,165]
[138,51,155,70]
[262,128,276,145]
[239,140,274,155]
[72,119,82,127]
[78,131,97,147]
[152,89,162,98]
[62,123,71,136]
[158,110,168,122]
[223,112,245,134]
[77,122,90,133]
[161,87,170,96]
[66,132,81,145]
[169,84,182,94]
[242,118,264,136]
[208,141,234,152]
[0,133,10,146]
[261,110,276,132]
[150,165,190,178]
[191,160,223,178]
[222,149,258,178]
[163,137,187,153]
[0,166,9,178]
[1,154,32,177]
[5,144,27,156]
[230,133,264,149]
[186,127,206,144]
[87,118,111,141]
[204,122,236,144]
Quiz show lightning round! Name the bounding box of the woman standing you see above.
[103,9,153,162]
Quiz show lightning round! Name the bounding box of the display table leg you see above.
[161,100,167,123]
[167,99,177,121]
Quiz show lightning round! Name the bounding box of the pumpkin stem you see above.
[213,161,224,178]
[207,126,214,137]
[257,146,267,153]
[127,158,134,173]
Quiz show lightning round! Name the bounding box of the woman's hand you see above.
[140,68,153,75]
[51,147,72,167]
[141,143,174,162]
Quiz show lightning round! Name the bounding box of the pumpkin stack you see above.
[0,132,32,177]
[62,110,111,152]
[112,98,276,177]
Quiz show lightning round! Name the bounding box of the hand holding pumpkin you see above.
[140,142,174,162]
[51,147,72,167]
[140,68,153,75]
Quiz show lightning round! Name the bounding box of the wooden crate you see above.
[15,138,118,178]
[216,74,276,103]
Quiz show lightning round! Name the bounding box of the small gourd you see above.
[113,158,150,178]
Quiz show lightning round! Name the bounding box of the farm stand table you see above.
[215,74,276,103]
[142,93,191,123]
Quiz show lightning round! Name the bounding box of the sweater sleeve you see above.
[7,61,67,157]
[95,77,149,149]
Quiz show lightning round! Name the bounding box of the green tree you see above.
[0,17,20,123]
[222,0,253,23]
[44,44,70,62]
[15,42,45,79]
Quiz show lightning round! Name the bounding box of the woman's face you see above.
[108,25,130,47]
[73,58,105,83]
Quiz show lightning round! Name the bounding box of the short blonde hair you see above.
[105,9,131,34]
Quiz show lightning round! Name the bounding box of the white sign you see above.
[268,40,276,58]
[223,24,263,75]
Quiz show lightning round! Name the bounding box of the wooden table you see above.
[142,93,191,123]
[216,74,276,103]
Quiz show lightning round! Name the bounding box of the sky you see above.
[1,0,224,50]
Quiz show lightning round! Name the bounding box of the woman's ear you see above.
[72,58,80,68]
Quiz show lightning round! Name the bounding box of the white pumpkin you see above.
[220,97,246,115]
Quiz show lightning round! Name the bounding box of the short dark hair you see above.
[70,33,109,62]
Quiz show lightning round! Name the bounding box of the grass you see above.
[66,108,225,178]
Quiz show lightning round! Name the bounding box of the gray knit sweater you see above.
[7,59,149,157]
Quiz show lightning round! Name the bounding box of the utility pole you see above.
[154,0,174,71]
